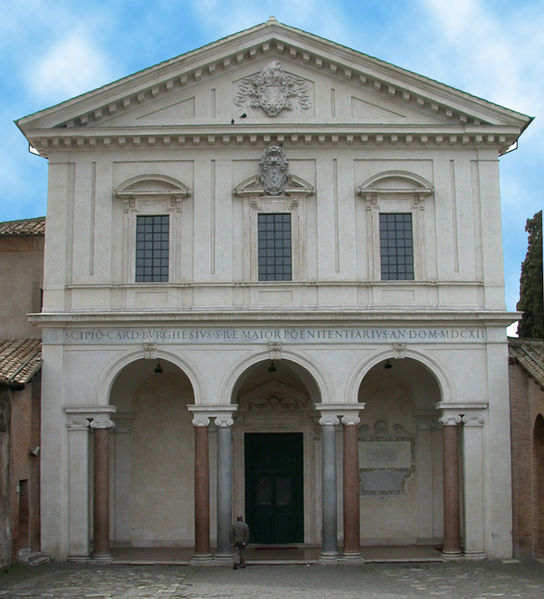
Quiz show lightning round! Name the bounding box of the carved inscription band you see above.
[58,326,487,345]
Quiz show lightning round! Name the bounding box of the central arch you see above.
[229,357,322,545]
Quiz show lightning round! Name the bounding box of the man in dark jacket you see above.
[230,515,250,569]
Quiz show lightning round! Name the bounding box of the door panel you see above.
[245,433,303,544]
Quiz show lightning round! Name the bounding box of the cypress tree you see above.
[516,210,543,338]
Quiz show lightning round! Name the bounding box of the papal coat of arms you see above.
[235,61,311,117]
[259,146,288,195]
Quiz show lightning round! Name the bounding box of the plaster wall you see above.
[37,329,514,557]
[41,144,503,314]
[0,237,43,338]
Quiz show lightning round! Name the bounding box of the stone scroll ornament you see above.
[235,60,311,117]
[259,146,289,195]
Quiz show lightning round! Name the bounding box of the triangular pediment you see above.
[17,18,531,143]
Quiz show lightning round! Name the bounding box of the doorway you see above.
[244,433,303,544]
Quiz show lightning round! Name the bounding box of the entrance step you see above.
[18,549,51,566]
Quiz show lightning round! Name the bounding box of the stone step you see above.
[18,551,51,566]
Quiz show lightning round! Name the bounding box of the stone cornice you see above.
[26,124,521,158]
[29,309,520,328]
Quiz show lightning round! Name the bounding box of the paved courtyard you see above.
[0,561,543,598]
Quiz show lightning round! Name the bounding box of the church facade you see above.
[17,19,531,561]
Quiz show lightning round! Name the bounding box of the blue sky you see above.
[1,0,542,320]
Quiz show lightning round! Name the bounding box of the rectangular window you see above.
[135,215,169,282]
[379,213,414,280]
[258,213,292,281]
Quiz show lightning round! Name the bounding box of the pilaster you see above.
[462,409,487,560]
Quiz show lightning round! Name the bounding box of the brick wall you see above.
[0,388,11,570]
[509,360,544,557]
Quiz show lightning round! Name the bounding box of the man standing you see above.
[230,514,250,569]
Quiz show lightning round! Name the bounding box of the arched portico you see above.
[108,357,196,551]
[357,357,442,548]
[64,356,198,561]
[230,358,320,547]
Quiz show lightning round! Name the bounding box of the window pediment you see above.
[114,174,191,200]
[357,170,433,199]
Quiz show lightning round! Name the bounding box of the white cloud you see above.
[25,30,115,103]
[421,0,544,121]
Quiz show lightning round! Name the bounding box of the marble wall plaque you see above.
[359,441,412,469]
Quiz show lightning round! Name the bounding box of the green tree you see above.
[517,210,543,338]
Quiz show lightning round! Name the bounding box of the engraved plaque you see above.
[359,441,412,469]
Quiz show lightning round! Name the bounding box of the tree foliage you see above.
[517,210,543,338]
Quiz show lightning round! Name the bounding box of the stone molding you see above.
[439,414,462,427]
[191,415,211,427]
[319,415,340,427]
[90,418,114,430]
[65,406,116,431]
[188,404,238,428]
[462,413,486,427]
[316,403,364,426]
[215,416,234,428]
[29,129,518,158]
[341,414,361,426]
[436,401,488,427]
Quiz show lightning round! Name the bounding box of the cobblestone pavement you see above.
[0,561,543,598]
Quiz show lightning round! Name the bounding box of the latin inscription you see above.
[55,326,486,345]
[360,441,412,469]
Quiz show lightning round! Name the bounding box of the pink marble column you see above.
[91,418,113,561]
[440,414,462,559]
[193,415,211,559]
[342,415,362,559]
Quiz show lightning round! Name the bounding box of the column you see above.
[462,411,486,559]
[91,417,114,562]
[216,415,234,558]
[193,414,212,560]
[341,413,362,560]
[66,413,91,560]
[112,414,134,543]
[320,414,339,560]
[440,414,462,559]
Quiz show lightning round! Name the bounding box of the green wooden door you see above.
[245,433,303,544]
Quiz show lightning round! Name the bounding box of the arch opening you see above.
[230,358,321,545]
[357,357,443,547]
[108,358,195,548]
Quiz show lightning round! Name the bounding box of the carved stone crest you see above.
[259,146,288,196]
[235,61,310,117]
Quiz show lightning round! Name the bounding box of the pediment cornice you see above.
[17,19,531,140]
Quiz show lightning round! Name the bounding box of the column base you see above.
[191,553,214,566]
[319,551,340,564]
[91,553,112,564]
[67,555,90,562]
[464,550,486,560]
[341,552,364,564]
[441,549,463,561]
[214,552,233,560]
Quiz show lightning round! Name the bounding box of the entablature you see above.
[27,124,520,158]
